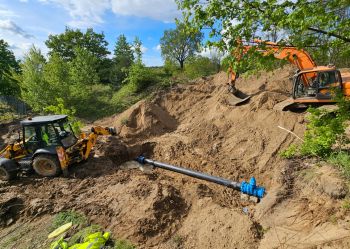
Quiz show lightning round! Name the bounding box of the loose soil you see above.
[1,66,350,248]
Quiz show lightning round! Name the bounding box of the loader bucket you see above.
[226,89,251,106]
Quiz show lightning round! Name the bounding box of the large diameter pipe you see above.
[135,156,265,199]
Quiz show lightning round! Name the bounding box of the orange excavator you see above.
[228,40,350,110]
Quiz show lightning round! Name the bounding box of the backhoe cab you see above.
[0,115,116,181]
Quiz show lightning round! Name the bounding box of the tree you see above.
[133,36,143,63]
[160,23,203,69]
[0,39,20,96]
[43,53,70,104]
[176,0,350,67]
[20,47,48,111]
[46,27,111,83]
[111,34,134,87]
[45,27,109,61]
[68,47,99,116]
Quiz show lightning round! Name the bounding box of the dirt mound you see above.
[1,65,350,248]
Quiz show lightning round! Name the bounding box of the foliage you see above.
[184,56,217,79]
[280,144,299,159]
[300,108,342,157]
[177,0,350,68]
[112,35,134,87]
[160,22,203,69]
[50,211,87,231]
[113,239,136,249]
[0,39,20,96]
[45,27,111,84]
[20,46,48,112]
[328,151,350,179]
[133,36,143,63]
[44,98,83,135]
[45,27,109,61]
[300,89,350,158]
[111,66,160,113]
[124,62,157,92]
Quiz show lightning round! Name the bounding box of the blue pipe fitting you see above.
[136,156,146,164]
[240,177,265,199]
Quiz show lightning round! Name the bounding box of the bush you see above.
[300,107,345,157]
[280,144,299,159]
[124,63,157,92]
[184,56,217,79]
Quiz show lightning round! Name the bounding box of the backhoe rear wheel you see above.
[33,154,61,177]
[0,160,18,181]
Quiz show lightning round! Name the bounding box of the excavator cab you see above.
[292,69,342,100]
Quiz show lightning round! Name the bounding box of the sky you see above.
[0,0,184,66]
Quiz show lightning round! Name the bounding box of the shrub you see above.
[280,144,298,159]
[300,107,345,157]
[124,62,157,92]
[184,56,217,79]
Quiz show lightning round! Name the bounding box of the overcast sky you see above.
[0,0,183,66]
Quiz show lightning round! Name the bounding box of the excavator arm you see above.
[229,40,317,91]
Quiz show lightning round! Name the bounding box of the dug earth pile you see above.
[1,66,350,248]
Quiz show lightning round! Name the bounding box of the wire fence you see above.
[0,95,29,117]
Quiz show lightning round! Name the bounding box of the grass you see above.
[113,239,136,249]
[327,151,350,179]
[50,210,88,231]
[342,199,350,211]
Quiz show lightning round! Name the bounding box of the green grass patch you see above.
[342,199,350,210]
[50,211,88,231]
[280,144,299,159]
[328,151,350,179]
[113,239,136,249]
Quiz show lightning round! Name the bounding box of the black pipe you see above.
[136,156,265,198]
[142,158,241,190]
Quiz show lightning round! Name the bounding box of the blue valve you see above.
[240,177,265,199]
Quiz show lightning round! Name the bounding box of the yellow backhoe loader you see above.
[0,115,116,180]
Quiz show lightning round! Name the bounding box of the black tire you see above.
[33,154,61,177]
[0,159,18,181]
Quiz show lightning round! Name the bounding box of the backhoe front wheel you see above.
[33,154,61,177]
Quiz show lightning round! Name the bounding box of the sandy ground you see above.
[1,66,350,248]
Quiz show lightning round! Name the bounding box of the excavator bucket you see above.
[227,90,251,106]
[273,98,302,111]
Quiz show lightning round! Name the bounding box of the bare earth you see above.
[1,66,350,248]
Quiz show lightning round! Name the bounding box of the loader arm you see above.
[81,126,116,160]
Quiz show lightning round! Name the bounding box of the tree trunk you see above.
[179,60,184,70]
